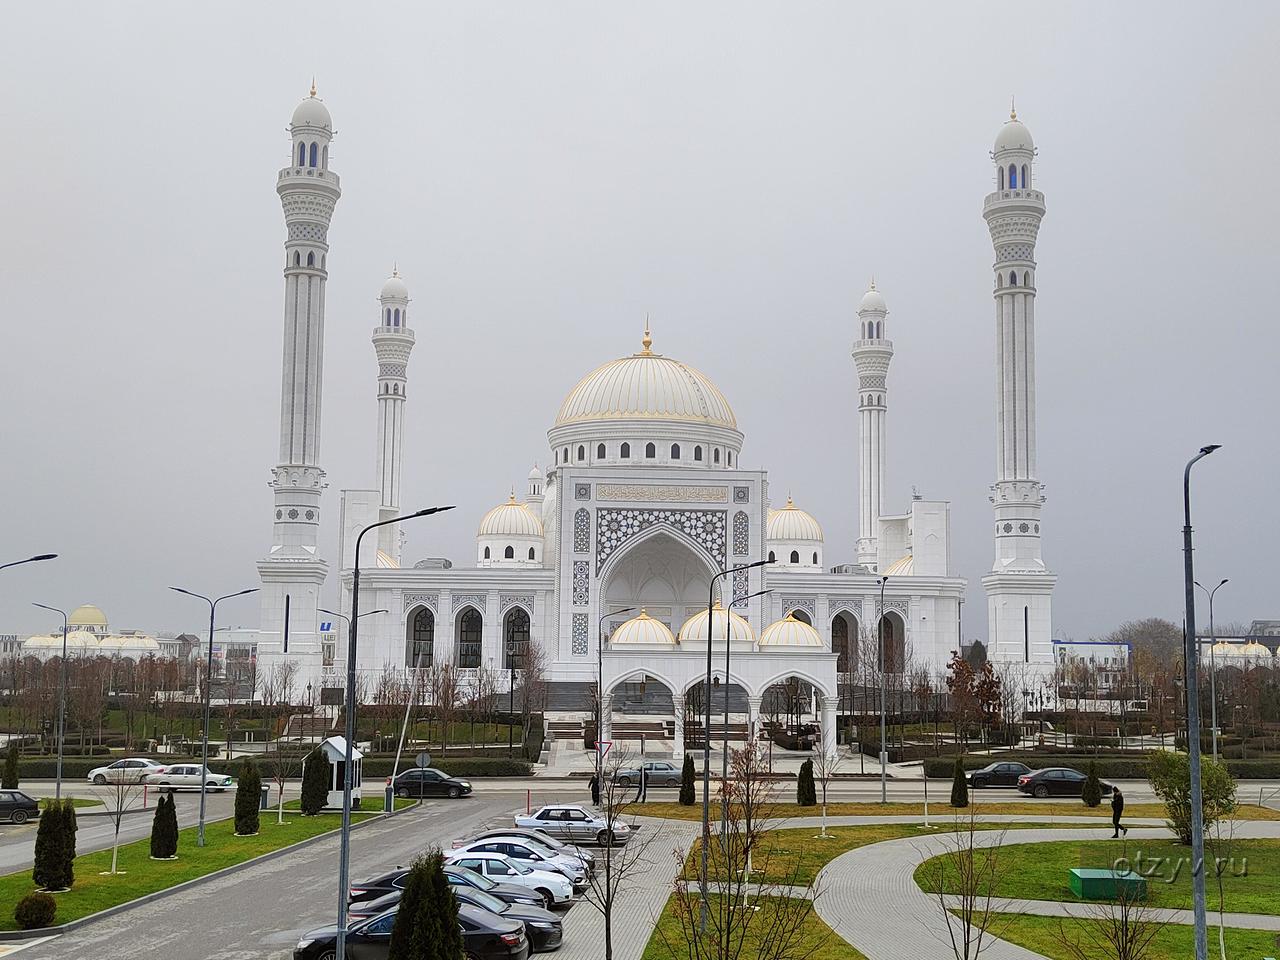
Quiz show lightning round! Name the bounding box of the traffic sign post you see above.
[416,751,431,769]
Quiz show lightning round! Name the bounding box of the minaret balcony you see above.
[278,167,341,189]
[983,188,1044,211]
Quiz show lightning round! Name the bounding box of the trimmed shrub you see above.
[679,754,696,806]
[1081,761,1102,808]
[14,892,56,930]
[234,757,262,835]
[55,801,77,890]
[950,755,969,808]
[164,792,179,856]
[3,742,17,789]
[150,795,167,858]
[1149,750,1236,845]
[151,794,178,858]
[300,749,331,815]
[388,850,463,960]
[797,759,816,806]
[32,800,60,890]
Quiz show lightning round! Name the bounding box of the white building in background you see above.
[250,87,1061,747]
[20,604,162,661]
[1053,639,1130,694]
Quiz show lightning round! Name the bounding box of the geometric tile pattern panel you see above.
[595,508,726,574]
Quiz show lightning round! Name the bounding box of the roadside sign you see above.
[597,740,612,760]
[415,751,431,769]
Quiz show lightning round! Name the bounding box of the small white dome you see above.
[678,601,755,644]
[610,610,676,646]
[1212,641,1271,661]
[759,614,823,648]
[291,91,332,130]
[528,464,543,481]
[766,496,823,542]
[477,494,544,538]
[858,285,887,315]
[994,118,1034,154]
[380,273,409,301]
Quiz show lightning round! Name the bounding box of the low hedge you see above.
[923,754,1280,780]
[362,757,531,779]
[17,756,205,780]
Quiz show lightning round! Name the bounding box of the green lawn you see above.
[36,797,101,810]
[281,796,416,812]
[630,800,1280,822]
[0,810,375,930]
[919,836,1280,916]
[643,894,867,960]
[990,912,1280,959]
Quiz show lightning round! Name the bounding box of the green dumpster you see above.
[1069,868,1147,900]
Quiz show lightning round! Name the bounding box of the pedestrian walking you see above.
[589,773,600,806]
[1111,786,1127,838]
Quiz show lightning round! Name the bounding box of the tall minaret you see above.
[372,269,415,564]
[981,103,1056,665]
[257,84,342,682]
[852,281,893,570]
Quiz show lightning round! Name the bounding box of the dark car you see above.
[0,790,40,824]
[392,767,472,799]
[294,904,528,960]
[966,761,1033,788]
[1016,767,1114,799]
[351,865,545,910]
[348,885,563,952]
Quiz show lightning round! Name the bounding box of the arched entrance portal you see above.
[600,530,717,639]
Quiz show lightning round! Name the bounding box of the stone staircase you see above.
[282,713,334,739]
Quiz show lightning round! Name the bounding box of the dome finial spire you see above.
[310,76,317,98]
[1010,95,1017,121]
[641,314,653,354]
[869,275,876,291]
[392,261,399,277]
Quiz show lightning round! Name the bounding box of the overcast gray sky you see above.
[2,3,1276,640]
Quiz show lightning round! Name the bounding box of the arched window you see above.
[504,545,515,559]
[999,166,1005,190]
[879,611,905,674]
[1008,164,1018,189]
[874,322,880,338]
[996,274,1003,288]
[1009,271,1017,286]
[645,442,656,459]
[1021,164,1028,188]
[727,451,733,466]
[671,443,680,459]
[406,607,435,667]
[620,442,630,459]
[791,608,812,625]
[322,145,328,169]
[297,142,306,166]
[812,551,818,564]
[694,445,703,462]
[457,608,482,668]
[789,550,800,564]
[597,443,606,459]
[294,252,301,266]
[554,450,558,464]
[1023,271,1031,286]
[503,606,530,670]
[393,308,400,325]
[527,546,536,561]
[577,445,585,462]
[385,308,391,324]
[563,447,569,463]
[713,448,721,464]
[307,252,315,267]
[309,142,318,168]
[768,550,776,563]
[832,612,858,673]
[483,546,491,560]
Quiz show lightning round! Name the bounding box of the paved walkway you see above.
[941,895,1280,932]
[813,822,1280,960]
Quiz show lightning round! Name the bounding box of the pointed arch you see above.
[405,606,435,667]
[620,442,630,459]
[503,606,530,670]
[671,442,681,459]
[597,443,606,459]
[309,142,318,167]
[297,142,306,166]
[456,607,483,669]
[1021,164,1028,188]
[999,166,1005,190]
[1008,163,1018,189]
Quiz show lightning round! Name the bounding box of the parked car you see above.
[515,804,631,847]
[391,767,472,799]
[468,826,597,871]
[965,761,1033,788]
[0,790,40,824]
[611,760,680,787]
[145,764,234,792]
[86,758,167,785]
[294,903,529,960]
[1016,767,1114,799]
[451,837,586,890]
[444,851,575,908]
[348,884,563,952]
[350,865,544,910]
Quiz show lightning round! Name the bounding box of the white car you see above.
[516,804,632,846]
[87,758,167,785]
[145,764,234,792]
[450,836,587,888]
[444,851,575,907]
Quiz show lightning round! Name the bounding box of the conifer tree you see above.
[2,742,17,789]
[56,801,78,889]
[165,792,180,856]
[234,757,262,835]
[950,755,969,808]
[31,799,59,889]
[797,758,816,806]
[300,748,331,815]
[678,754,696,806]
[150,794,167,859]
[388,850,463,960]
[1082,760,1102,808]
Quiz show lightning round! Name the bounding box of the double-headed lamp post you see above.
[877,575,890,804]
[719,588,771,843]
[596,606,636,791]
[699,558,772,931]
[31,603,69,799]
[1183,443,1220,960]
[337,506,454,960]
[168,585,260,847]
[1194,578,1229,761]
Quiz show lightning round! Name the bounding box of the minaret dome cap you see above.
[379,272,409,301]
[994,117,1034,154]
[291,87,333,130]
[858,283,887,315]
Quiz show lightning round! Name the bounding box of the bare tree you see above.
[95,770,150,875]
[809,745,843,839]
[266,732,310,824]
[1054,866,1168,960]
[433,658,462,751]
[517,639,549,753]
[919,809,1008,959]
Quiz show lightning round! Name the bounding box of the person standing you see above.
[1111,786,1127,838]
[589,773,600,806]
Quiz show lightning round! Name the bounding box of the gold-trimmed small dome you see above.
[766,496,823,542]
[477,494,544,538]
[1212,641,1272,661]
[677,600,755,644]
[68,604,108,628]
[759,614,823,648]
[375,549,399,569]
[882,554,914,576]
[609,610,676,646]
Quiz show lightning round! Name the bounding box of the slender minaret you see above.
[982,102,1056,665]
[257,84,342,682]
[852,281,893,570]
[372,269,415,564]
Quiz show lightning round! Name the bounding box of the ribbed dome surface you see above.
[766,496,823,542]
[477,495,544,538]
[555,335,736,429]
[69,604,108,628]
[610,610,676,646]
[759,615,823,648]
[882,554,914,576]
[677,601,754,643]
[1212,641,1273,660]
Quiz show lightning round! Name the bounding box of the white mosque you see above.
[252,89,1058,754]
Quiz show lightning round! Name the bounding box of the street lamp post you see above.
[596,606,636,795]
[720,588,771,845]
[168,585,259,847]
[877,576,889,804]
[337,506,454,960]
[1,554,57,572]
[31,603,68,799]
[1194,579,1229,761]
[699,558,771,932]
[1182,444,1220,960]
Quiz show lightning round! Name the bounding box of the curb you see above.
[0,800,420,942]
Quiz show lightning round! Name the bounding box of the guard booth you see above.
[311,735,363,810]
